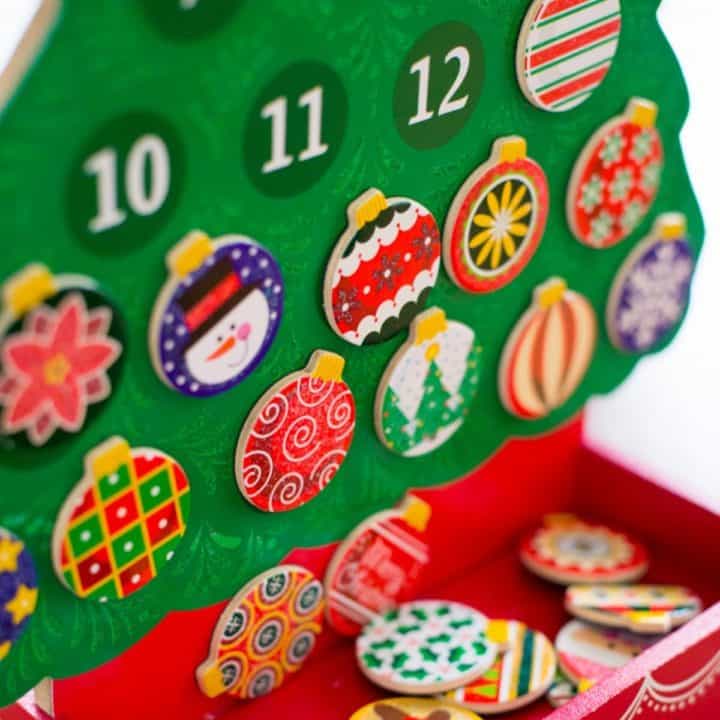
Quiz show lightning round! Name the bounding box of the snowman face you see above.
[184,289,270,386]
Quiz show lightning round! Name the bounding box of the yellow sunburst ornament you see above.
[470,179,532,269]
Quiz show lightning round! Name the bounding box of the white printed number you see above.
[409,46,471,126]
[85,135,171,233]
[261,85,328,174]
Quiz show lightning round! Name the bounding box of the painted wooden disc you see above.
[567,99,663,248]
[443,621,556,713]
[351,697,482,720]
[498,278,596,420]
[607,214,695,353]
[375,308,482,457]
[324,189,441,346]
[235,351,355,513]
[520,514,649,585]
[149,232,283,397]
[565,585,702,634]
[52,437,191,601]
[517,0,621,112]
[324,495,431,636]
[0,265,124,449]
[0,528,38,663]
[196,565,324,700]
[444,137,548,294]
[555,619,656,686]
[356,600,499,695]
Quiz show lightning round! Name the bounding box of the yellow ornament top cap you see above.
[400,495,432,532]
[353,189,389,230]
[495,136,528,164]
[308,350,345,382]
[87,437,133,481]
[3,263,56,317]
[627,98,659,129]
[412,307,448,346]
[167,231,214,278]
[535,278,568,310]
[655,212,687,242]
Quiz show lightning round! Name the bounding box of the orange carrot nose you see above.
[205,336,235,361]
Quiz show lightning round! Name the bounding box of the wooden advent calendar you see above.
[0,1,718,719]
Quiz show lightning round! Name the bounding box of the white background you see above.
[0,1,718,510]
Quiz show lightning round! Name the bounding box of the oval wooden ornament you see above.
[516,0,622,113]
[356,600,499,695]
[52,436,191,601]
[0,264,124,449]
[375,308,482,457]
[324,495,432,636]
[235,350,356,513]
[520,514,649,585]
[606,213,695,354]
[555,619,656,687]
[324,188,441,346]
[567,98,664,248]
[443,137,548,294]
[350,697,483,720]
[0,527,39,663]
[498,278,596,420]
[196,564,324,701]
[148,231,283,397]
[565,584,702,635]
[443,620,556,714]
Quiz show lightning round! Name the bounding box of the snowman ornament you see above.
[149,231,283,396]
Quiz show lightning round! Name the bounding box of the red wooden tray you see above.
[3,416,720,720]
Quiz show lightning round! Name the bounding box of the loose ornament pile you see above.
[52,436,191,601]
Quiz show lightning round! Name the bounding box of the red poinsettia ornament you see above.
[0,265,123,447]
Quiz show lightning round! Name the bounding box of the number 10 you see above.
[261,86,328,174]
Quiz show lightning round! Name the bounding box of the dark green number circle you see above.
[244,61,348,198]
[140,0,244,42]
[67,112,185,255]
[394,22,484,150]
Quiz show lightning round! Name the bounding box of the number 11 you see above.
[261,85,328,174]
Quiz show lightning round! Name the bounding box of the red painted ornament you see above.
[235,351,356,513]
[324,495,431,636]
[567,98,664,248]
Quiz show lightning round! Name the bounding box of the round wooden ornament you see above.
[520,514,649,586]
[0,264,124,449]
[567,98,664,248]
[555,619,656,687]
[516,0,621,113]
[607,213,695,354]
[350,697,482,720]
[375,308,482,457]
[443,137,548,294]
[0,528,39,663]
[356,600,500,695]
[196,565,324,701]
[324,495,432,636]
[565,584,702,635]
[52,437,191,601]
[498,278,596,420]
[149,231,283,397]
[235,351,356,513]
[324,189,441,346]
[443,620,556,714]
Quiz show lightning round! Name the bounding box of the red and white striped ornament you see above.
[517,0,622,113]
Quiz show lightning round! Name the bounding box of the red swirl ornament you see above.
[443,137,549,294]
[235,351,356,513]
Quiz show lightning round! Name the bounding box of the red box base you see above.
[4,417,720,720]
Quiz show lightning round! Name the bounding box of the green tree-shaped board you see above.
[0,0,702,702]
